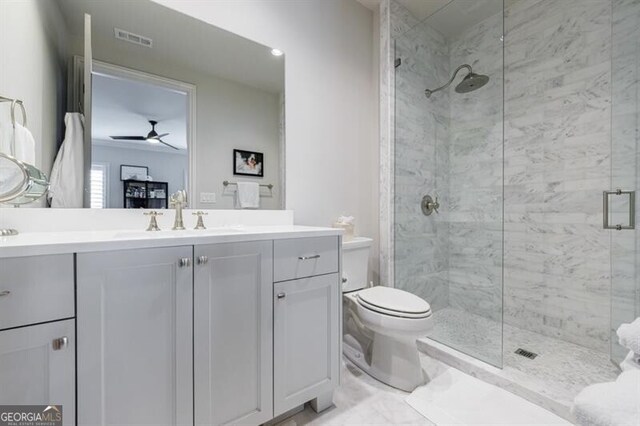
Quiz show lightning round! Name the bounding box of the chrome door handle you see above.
[52,336,68,351]
[603,189,636,230]
[178,258,191,267]
[0,290,10,297]
[197,256,208,265]
[277,292,286,299]
[298,255,320,260]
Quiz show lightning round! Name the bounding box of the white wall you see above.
[193,76,281,210]
[0,0,67,178]
[153,0,380,282]
[92,144,188,208]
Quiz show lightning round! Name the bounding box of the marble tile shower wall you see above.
[391,0,623,353]
[503,0,612,352]
[447,13,504,322]
[393,0,451,311]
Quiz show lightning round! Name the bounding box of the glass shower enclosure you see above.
[393,0,640,373]
[394,0,505,367]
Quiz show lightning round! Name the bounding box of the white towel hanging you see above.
[48,113,84,208]
[235,181,260,209]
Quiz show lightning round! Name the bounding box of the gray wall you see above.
[93,144,187,209]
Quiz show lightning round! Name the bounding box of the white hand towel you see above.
[620,350,640,372]
[572,370,640,426]
[235,182,260,209]
[0,122,36,165]
[617,317,640,355]
[48,113,84,208]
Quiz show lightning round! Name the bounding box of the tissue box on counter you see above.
[333,215,355,241]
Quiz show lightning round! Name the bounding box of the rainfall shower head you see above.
[455,72,490,94]
[425,64,489,98]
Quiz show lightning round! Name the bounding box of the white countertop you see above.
[0,226,342,258]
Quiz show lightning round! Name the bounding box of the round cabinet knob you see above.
[178,258,191,268]
[197,256,208,265]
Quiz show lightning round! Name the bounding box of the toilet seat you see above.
[356,286,431,319]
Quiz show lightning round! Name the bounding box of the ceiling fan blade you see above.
[157,139,180,150]
[110,136,146,140]
[157,133,170,138]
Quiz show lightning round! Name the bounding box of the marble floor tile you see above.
[275,359,434,426]
[420,307,620,420]
[277,354,570,426]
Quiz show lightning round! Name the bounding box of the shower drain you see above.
[514,348,538,359]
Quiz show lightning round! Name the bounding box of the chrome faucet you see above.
[193,211,208,230]
[169,190,187,230]
[144,211,162,231]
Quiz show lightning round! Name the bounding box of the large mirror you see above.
[0,0,285,209]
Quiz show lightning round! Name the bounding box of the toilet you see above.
[342,237,433,392]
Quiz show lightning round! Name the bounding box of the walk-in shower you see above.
[424,64,490,98]
[390,0,639,419]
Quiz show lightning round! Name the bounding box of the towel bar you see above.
[223,180,273,190]
[0,95,27,128]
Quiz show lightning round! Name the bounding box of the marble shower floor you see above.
[421,307,620,418]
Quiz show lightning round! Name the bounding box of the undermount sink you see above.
[112,226,246,239]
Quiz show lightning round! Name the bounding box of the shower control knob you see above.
[421,195,440,216]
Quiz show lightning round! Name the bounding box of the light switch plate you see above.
[200,192,216,203]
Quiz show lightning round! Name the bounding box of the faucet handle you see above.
[144,211,162,231]
[193,211,208,230]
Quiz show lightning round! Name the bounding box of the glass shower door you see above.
[393,0,504,368]
[610,0,640,364]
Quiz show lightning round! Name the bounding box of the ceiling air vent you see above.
[114,28,152,48]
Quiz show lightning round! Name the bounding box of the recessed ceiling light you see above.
[271,48,284,57]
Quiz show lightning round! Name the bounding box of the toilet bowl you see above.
[342,237,433,392]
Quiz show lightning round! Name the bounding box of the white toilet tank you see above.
[342,237,373,292]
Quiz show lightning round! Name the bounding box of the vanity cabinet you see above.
[0,255,76,425]
[76,246,193,426]
[273,274,340,416]
[0,320,75,421]
[193,241,273,426]
[3,233,340,426]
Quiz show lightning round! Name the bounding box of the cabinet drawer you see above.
[0,254,74,330]
[274,236,339,282]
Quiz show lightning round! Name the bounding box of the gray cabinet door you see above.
[77,246,193,426]
[0,319,75,426]
[194,241,273,426]
[273,273,340,416]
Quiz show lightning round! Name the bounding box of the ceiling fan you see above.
[110,120,178,150]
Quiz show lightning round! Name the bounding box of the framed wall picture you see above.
[233,149,264,177]
[120,165,148,181]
